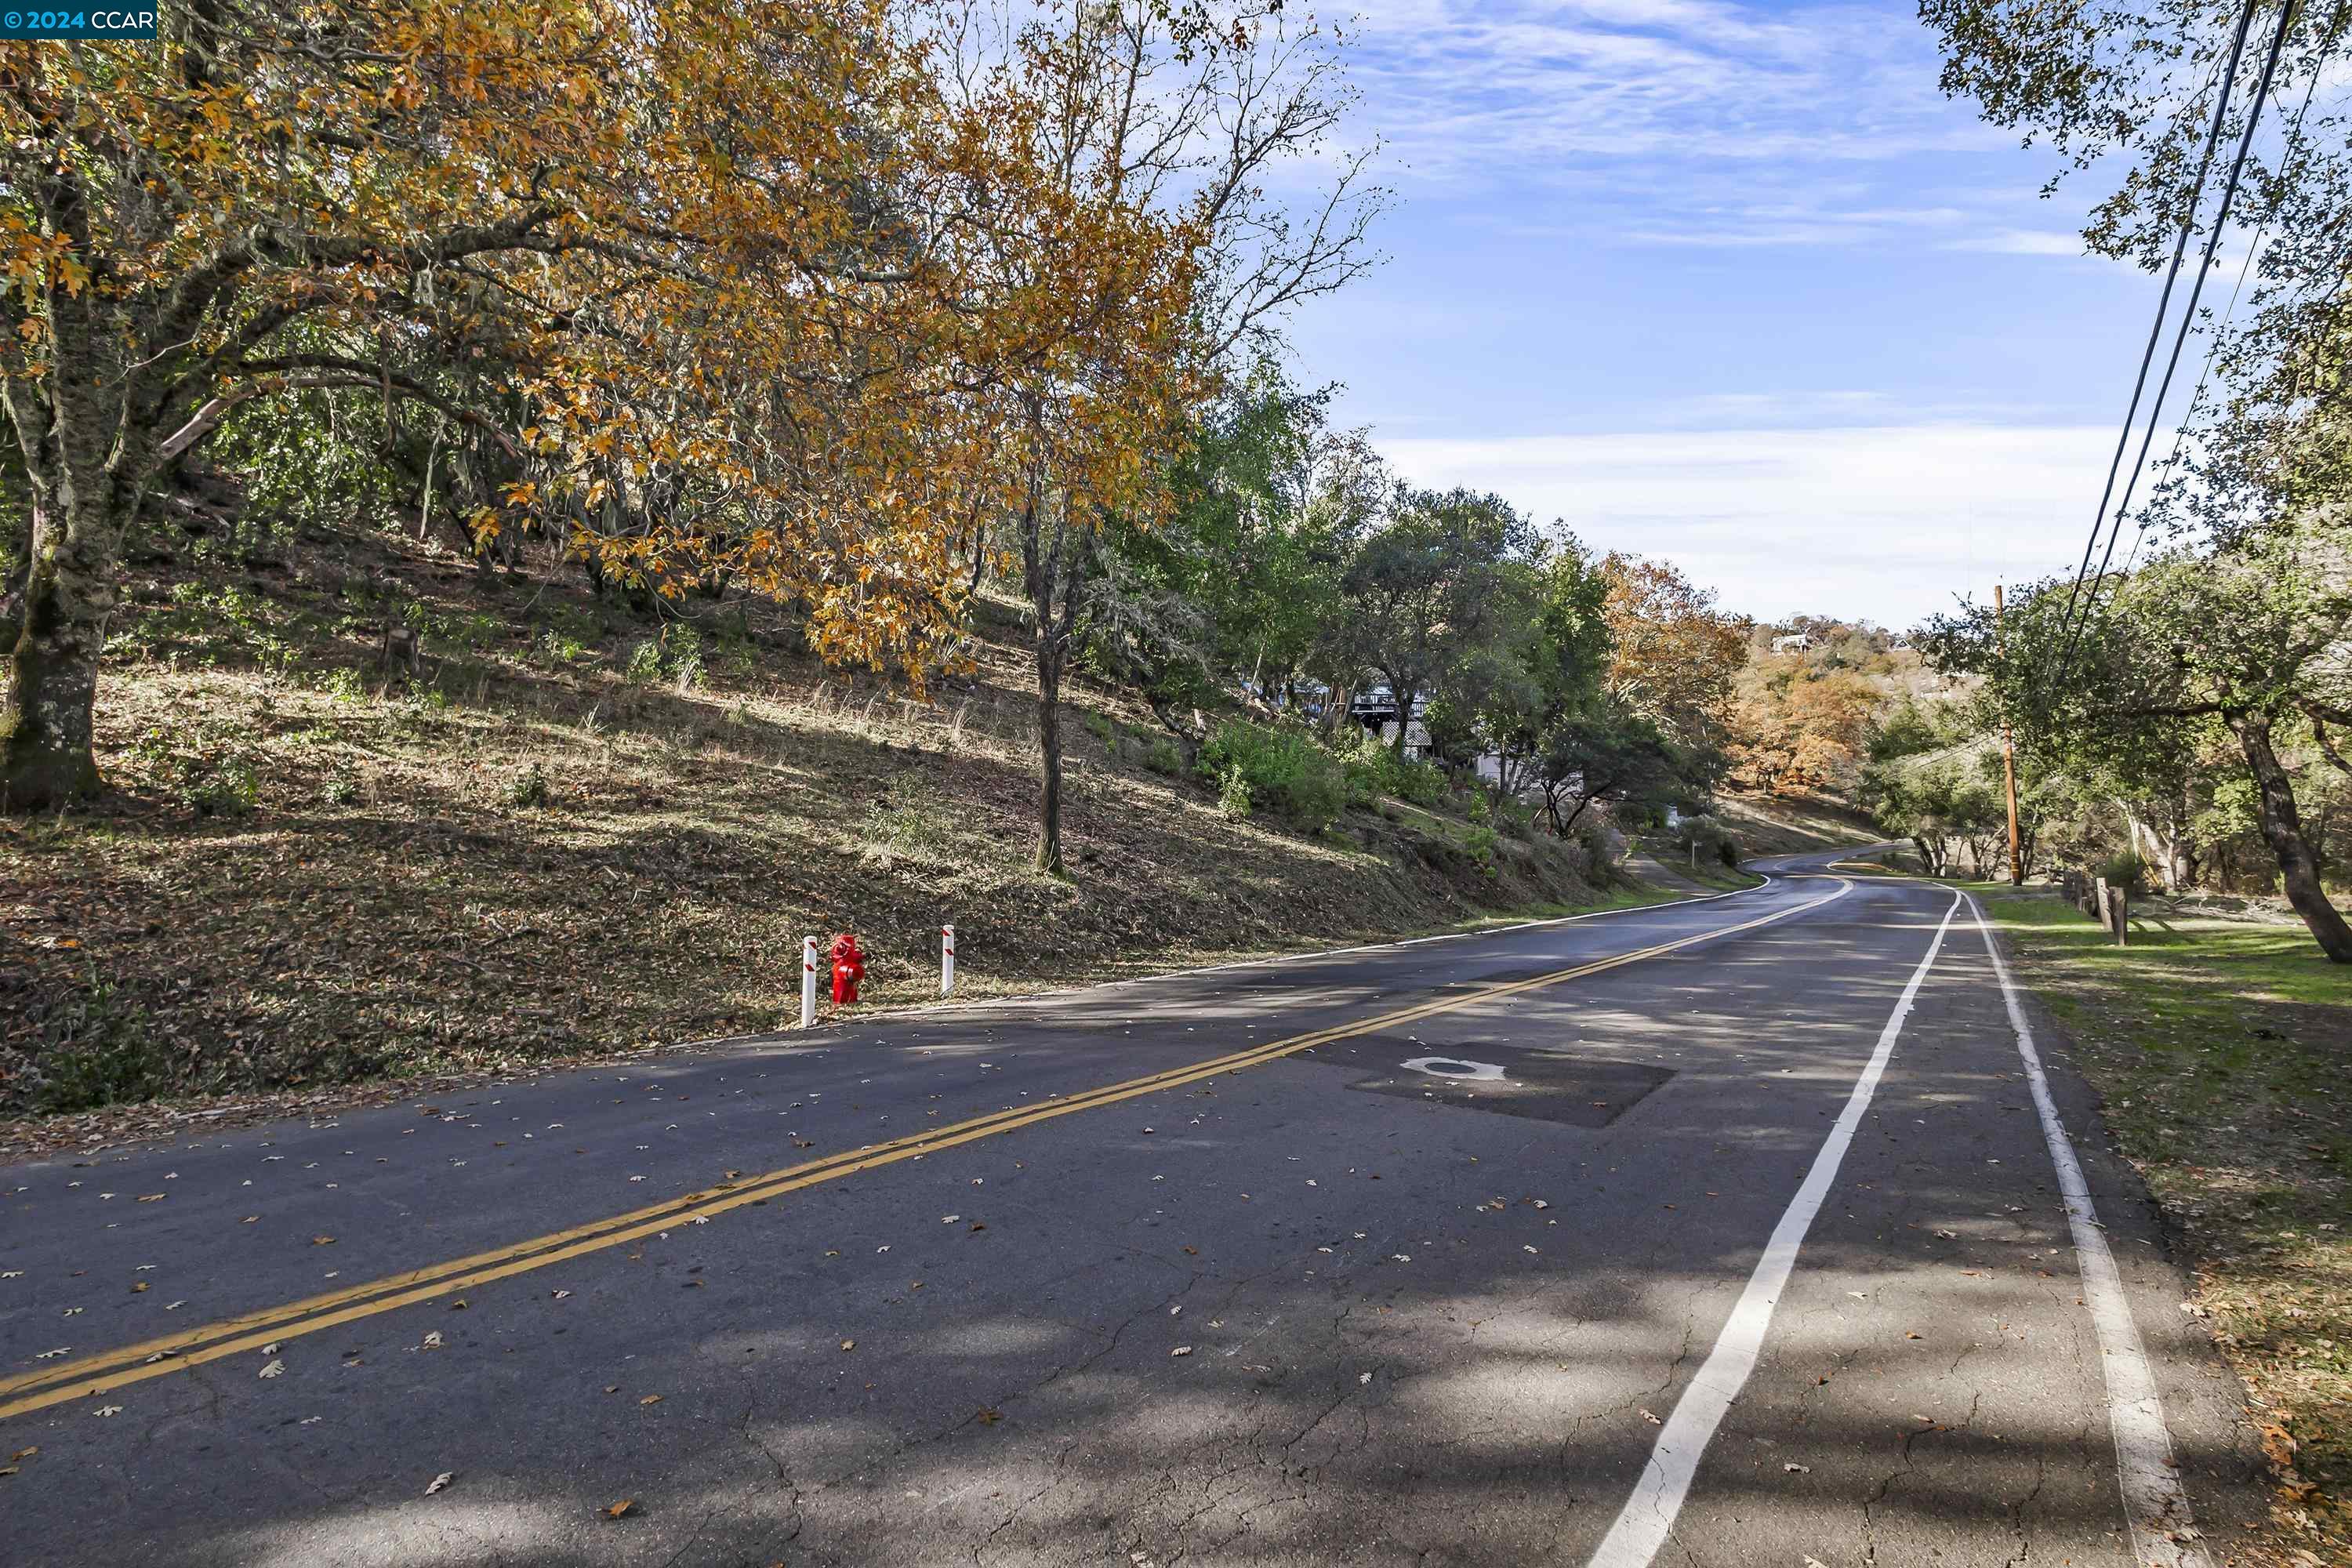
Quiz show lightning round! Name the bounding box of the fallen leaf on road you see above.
[10,1448,34,1461]
[840,1341,855,1352]
[137,1194,165,1203]
[425,1472,453,1496]
[93,1406,121,1417]
[975,1408,1003,1425]
[311,1236,335,1247]
[262,1343,279,1354]
[130,1283,147,1293]
[639,1395,663,1405]
[259,1359,285,1378]
[1784,1463,1811,1474]
[941,1214,960,1224]
[1359,1372,1372,1385]
[449,1300,467,1311]
[1171,1346,1193,1357]
[241,1216,257,1224]
[603,1499,637,1519]
[1639,1410,1661,1425]
[421,1331,443,1348]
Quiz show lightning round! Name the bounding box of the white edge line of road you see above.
[1966,891,2213,1568]
[1583,885,1963,1568]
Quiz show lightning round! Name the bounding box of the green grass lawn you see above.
[1973,883,2351,1555]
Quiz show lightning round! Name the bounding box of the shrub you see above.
[1217,764,1253,819]
[665,625,705,690]
[1667,815,1740,872]
[535,629,591,666]
[1570,816,1618,877]
[2097,851,2148,893]
[1464,822,1499,877]
[1338,728,1446,808]
[1140,736,1184,777]
[623,638,666,684]
[503,762,550,808]
[322,666,370,703]
[1199,720,1344,831]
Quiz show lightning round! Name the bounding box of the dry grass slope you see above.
[2,524,1619,1134]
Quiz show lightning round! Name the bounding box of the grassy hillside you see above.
[2,524,1624,1132]
[1713,786,1885,858]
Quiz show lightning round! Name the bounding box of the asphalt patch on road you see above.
[1345,1038,1675,1127]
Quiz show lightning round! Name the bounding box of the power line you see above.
[2121,56,2329,583]
[2052,0,2302,687]
[2042,0,2263,690]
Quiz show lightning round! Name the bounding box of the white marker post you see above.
[941,924,956,996]
[800,935,818,1029]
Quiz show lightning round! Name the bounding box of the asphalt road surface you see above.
[0,851,2267,1566]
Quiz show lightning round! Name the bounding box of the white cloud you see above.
[1328,0,2049,251]
[1942,228,2092,256]
[1378,423,2147,627]
[1345,0,2005,179]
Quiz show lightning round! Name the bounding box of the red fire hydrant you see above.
[829,932,866,1006]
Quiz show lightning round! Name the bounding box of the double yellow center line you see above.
[0,879,1848,1424]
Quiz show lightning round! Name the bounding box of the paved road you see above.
[0,852,2265,1566]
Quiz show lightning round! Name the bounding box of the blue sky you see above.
[1283,0,2169,630]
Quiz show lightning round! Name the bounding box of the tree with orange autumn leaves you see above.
[935,0,1381,871]
[1595,553,1748,782]
[0,0,1381,862]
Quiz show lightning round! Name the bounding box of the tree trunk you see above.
[1022,488,1084,879]
[1390,681,1417,759]
[2,497,111,808]
[1034,636,1065,875]
[1911,836,1944,877]
[2232,710,2352,962]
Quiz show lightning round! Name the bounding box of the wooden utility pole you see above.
[1995,583,2024,886]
